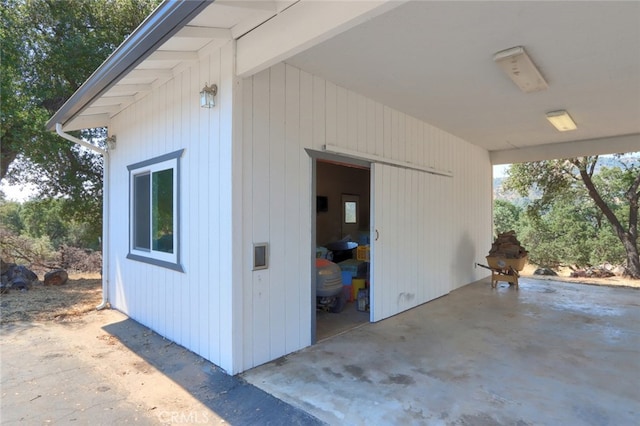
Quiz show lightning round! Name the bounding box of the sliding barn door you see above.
[370,163,451,322]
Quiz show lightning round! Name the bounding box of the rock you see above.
[612,265,627,276]
[586,267,614,278]
[14,265,38,283]
[1,264,38,290]
[11,276,31,290]
[534,268,557,276]
[571,267,614,278]
[44,269,69,286]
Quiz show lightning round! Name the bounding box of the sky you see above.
[0,180,37,202]
[493,164,510,178]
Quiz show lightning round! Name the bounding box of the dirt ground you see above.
[0,273,102,325]
[520,264,640,288]
[0,275,321,425]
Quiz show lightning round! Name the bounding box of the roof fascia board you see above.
[46,0,212,131]
[236,0,406,78]
[490,134,640,165]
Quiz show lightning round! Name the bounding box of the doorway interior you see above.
[315,159,371,341]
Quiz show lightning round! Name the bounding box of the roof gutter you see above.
[55,124,111,310]
[46,0,211,131]
[56,123,107,156]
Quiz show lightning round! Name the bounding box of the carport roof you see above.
[47,0,640,164]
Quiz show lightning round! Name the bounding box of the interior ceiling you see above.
[285,1,640,153]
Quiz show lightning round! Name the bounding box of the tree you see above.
[1,0,160,226]
[493,199,522,236]
[516,189,606,269]
[505,155,640,278]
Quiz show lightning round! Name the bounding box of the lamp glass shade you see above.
[494,46,548,93]
[546,110,577,131]
[200,88,215,108]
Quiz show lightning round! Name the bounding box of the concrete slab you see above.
[243,278,640,425]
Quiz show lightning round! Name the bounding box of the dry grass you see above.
[520,264,640,289]
[0,273,102,324]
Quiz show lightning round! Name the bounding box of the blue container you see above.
[338,259,368,278]
[341,271,353,285]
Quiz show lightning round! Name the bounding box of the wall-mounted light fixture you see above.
[200,83,217,108]
[105,135,117,150]
[493,46,548,93]
[546,110,577,132]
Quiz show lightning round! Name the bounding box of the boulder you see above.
[612,265,627,276]
[586,267,614,278]
[1,263,39,291]
[44,269,69,286]
[534,267,557,276]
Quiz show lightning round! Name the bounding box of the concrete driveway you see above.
[242,278,640,425]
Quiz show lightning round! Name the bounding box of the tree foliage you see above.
[504,155,640,277]
[493,199,522,236]
[1,0,160,230]
[0,197,99,249]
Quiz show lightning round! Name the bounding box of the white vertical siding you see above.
[241,63,492,371]
[371,164,453,321]
[107,42,235,373]
[106,50,491,375]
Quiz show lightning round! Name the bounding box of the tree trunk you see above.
[623,235,640,278]
[575,159,640,278]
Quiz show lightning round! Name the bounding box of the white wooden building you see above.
[47,1,640,374]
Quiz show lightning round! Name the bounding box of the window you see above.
[127,149,184,272]
[344,201,357,224]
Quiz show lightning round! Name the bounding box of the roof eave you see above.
[46,0,211,131]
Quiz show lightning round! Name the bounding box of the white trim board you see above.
[323,144,453,177]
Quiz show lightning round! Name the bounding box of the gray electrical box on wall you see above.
[253,243,268,270]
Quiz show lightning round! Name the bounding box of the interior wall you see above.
[316,161,370,246]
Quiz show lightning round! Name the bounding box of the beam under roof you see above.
[236,0,404,77]
[490,134,640,165]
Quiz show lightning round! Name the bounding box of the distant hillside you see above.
[493,153,639,204]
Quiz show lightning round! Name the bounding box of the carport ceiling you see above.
[285,1,640,157]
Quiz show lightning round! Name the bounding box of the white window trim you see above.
[126,149,184,272]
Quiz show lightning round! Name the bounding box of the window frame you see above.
[126,149,184,272]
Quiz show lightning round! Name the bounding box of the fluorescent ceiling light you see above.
[493,46,548,93]
[546,110,577,132]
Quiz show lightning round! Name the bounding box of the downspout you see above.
[55,123,111,310]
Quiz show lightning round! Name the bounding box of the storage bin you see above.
[341,271,353,285]
[338,259,368,277]
[352,278,366,301]
[357,288,369,312]
[356,245,370,262]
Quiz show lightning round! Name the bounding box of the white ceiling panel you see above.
[285,1,640,156]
